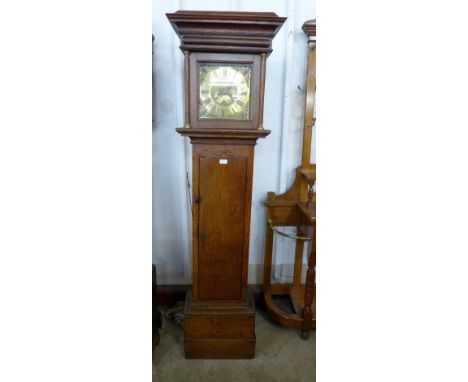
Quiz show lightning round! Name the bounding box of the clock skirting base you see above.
[183,290,256,359]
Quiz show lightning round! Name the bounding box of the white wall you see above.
[152,0,316,284]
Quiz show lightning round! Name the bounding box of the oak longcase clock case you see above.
[167,11,285,359]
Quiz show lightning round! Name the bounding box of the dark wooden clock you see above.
[167,11,286,359]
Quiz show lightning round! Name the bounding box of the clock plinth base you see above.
[183,291,256,359]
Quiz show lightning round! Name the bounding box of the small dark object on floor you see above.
[164,301,185,326]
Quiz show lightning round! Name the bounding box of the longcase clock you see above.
[167,11,286,359]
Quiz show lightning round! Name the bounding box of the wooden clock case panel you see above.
[190,52,261,129]
[193,143,253,304]
[168,11,285,359]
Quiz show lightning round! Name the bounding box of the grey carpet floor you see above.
[152,309,315,382]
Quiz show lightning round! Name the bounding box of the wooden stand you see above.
[263,20,316,339]
[167,11,286,358]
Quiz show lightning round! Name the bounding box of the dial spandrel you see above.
[198,65,251,120]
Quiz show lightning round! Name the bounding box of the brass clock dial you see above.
[198,65,251,120]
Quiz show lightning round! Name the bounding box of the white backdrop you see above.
[152,0,316,284]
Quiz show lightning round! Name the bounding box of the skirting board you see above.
[154,263,308,286]
[155,285,263,308]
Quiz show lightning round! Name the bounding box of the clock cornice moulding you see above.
[302,19,316,42]
[166,10,287,55]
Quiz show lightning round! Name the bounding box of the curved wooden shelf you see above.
[264,286,316,330]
